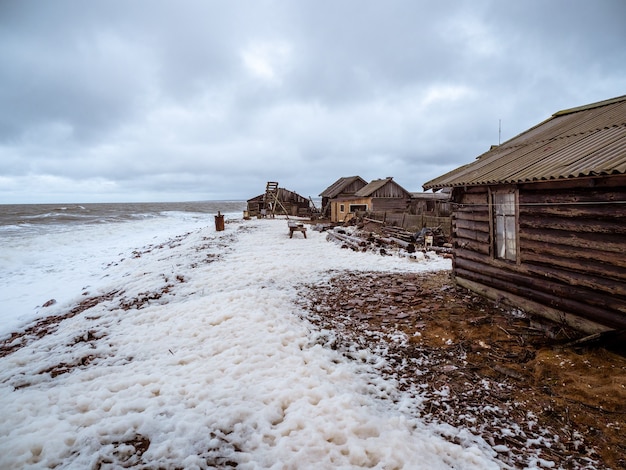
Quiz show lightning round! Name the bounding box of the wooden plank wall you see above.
[452,180,626,331]
[371,197,409,212]
[367,212,452,235]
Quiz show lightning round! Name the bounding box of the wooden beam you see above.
[455,276,613,335]
[454,264,626,329]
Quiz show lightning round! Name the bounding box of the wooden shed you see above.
[409,189,452,217]
[246,186,312,218]
[319,176,368,218]
[330,177,412,223]
[423,95,626,334]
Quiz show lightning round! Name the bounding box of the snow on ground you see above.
[0,217,502,469]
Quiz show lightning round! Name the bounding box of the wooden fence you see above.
[365,211,452,237]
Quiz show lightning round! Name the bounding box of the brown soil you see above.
[299,270,626,469]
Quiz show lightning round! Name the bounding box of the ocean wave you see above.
[0,201,247,234]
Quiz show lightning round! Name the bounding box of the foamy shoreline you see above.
[0,218,502,469]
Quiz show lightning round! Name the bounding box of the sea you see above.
[0,201,246,338]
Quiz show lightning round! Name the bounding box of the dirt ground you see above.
[298,269,626,469]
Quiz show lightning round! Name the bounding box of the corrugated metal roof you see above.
[423,95,626,190]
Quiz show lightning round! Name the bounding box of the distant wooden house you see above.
[328,177,412,223]
[409,189,451,217]
[423,95,626,334]
[246,186,312,218]
[319,176,368,218]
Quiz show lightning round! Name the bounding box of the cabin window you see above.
[339,204,345,213]
[493,191,517,261]
[349,204,367,213]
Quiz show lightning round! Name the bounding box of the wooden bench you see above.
[288,223,307,238]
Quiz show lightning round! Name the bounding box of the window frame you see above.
[490,187,519,263]
[349,204,368,213]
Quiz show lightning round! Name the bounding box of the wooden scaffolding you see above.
[264,182,289,217]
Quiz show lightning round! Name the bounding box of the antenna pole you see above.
[498,119,501,145]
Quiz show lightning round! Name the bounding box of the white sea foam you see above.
[0,216,502,468]
[0,210,234,338]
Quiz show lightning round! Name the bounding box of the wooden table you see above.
[288,224,307,238]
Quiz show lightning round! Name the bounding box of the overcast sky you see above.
[1,1,625,204]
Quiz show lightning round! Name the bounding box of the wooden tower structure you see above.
[264,182,289,217]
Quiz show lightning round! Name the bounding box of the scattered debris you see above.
[322,216,452,257]
[0,291,120,359]
[298,270,626,470]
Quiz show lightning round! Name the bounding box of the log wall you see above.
[451,177,626,332]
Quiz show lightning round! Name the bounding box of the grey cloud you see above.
[1,0,625,203]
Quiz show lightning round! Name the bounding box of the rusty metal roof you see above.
[423,95,626,190]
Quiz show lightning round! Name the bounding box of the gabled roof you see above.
[319,176,367,198]
[423,95,626,190]
[247,187,307,203]
[355,177,411,198]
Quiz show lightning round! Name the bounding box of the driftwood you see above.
[378,236,416,253]
[558,328,626,349]
[326,219,454,258]
[363,217,384,224]
[382,226,415,239]
[326,231,365,251]
[428,245,454,254]
[334,231,368,246]
[328,230,419,255]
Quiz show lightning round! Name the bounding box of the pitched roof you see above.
[423,95,626,190]
[247,187,307,203]
[319,176,367,197]
[355,177,411,197]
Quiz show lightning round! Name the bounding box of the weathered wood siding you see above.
[367,212,452,235]
[368,181,409,198]
[452,177,626,332]
[331,196,410,222]
[341,180,368,196]
[331,197,371,222]
[409,198,452,217]
[370,197,410,212]
[246,189,311,217]
[322,179,367,217]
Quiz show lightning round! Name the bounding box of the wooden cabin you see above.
[329,177,412,223]
[246,187,312,218]
[319,176,368,218]
[423,95,626,334]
